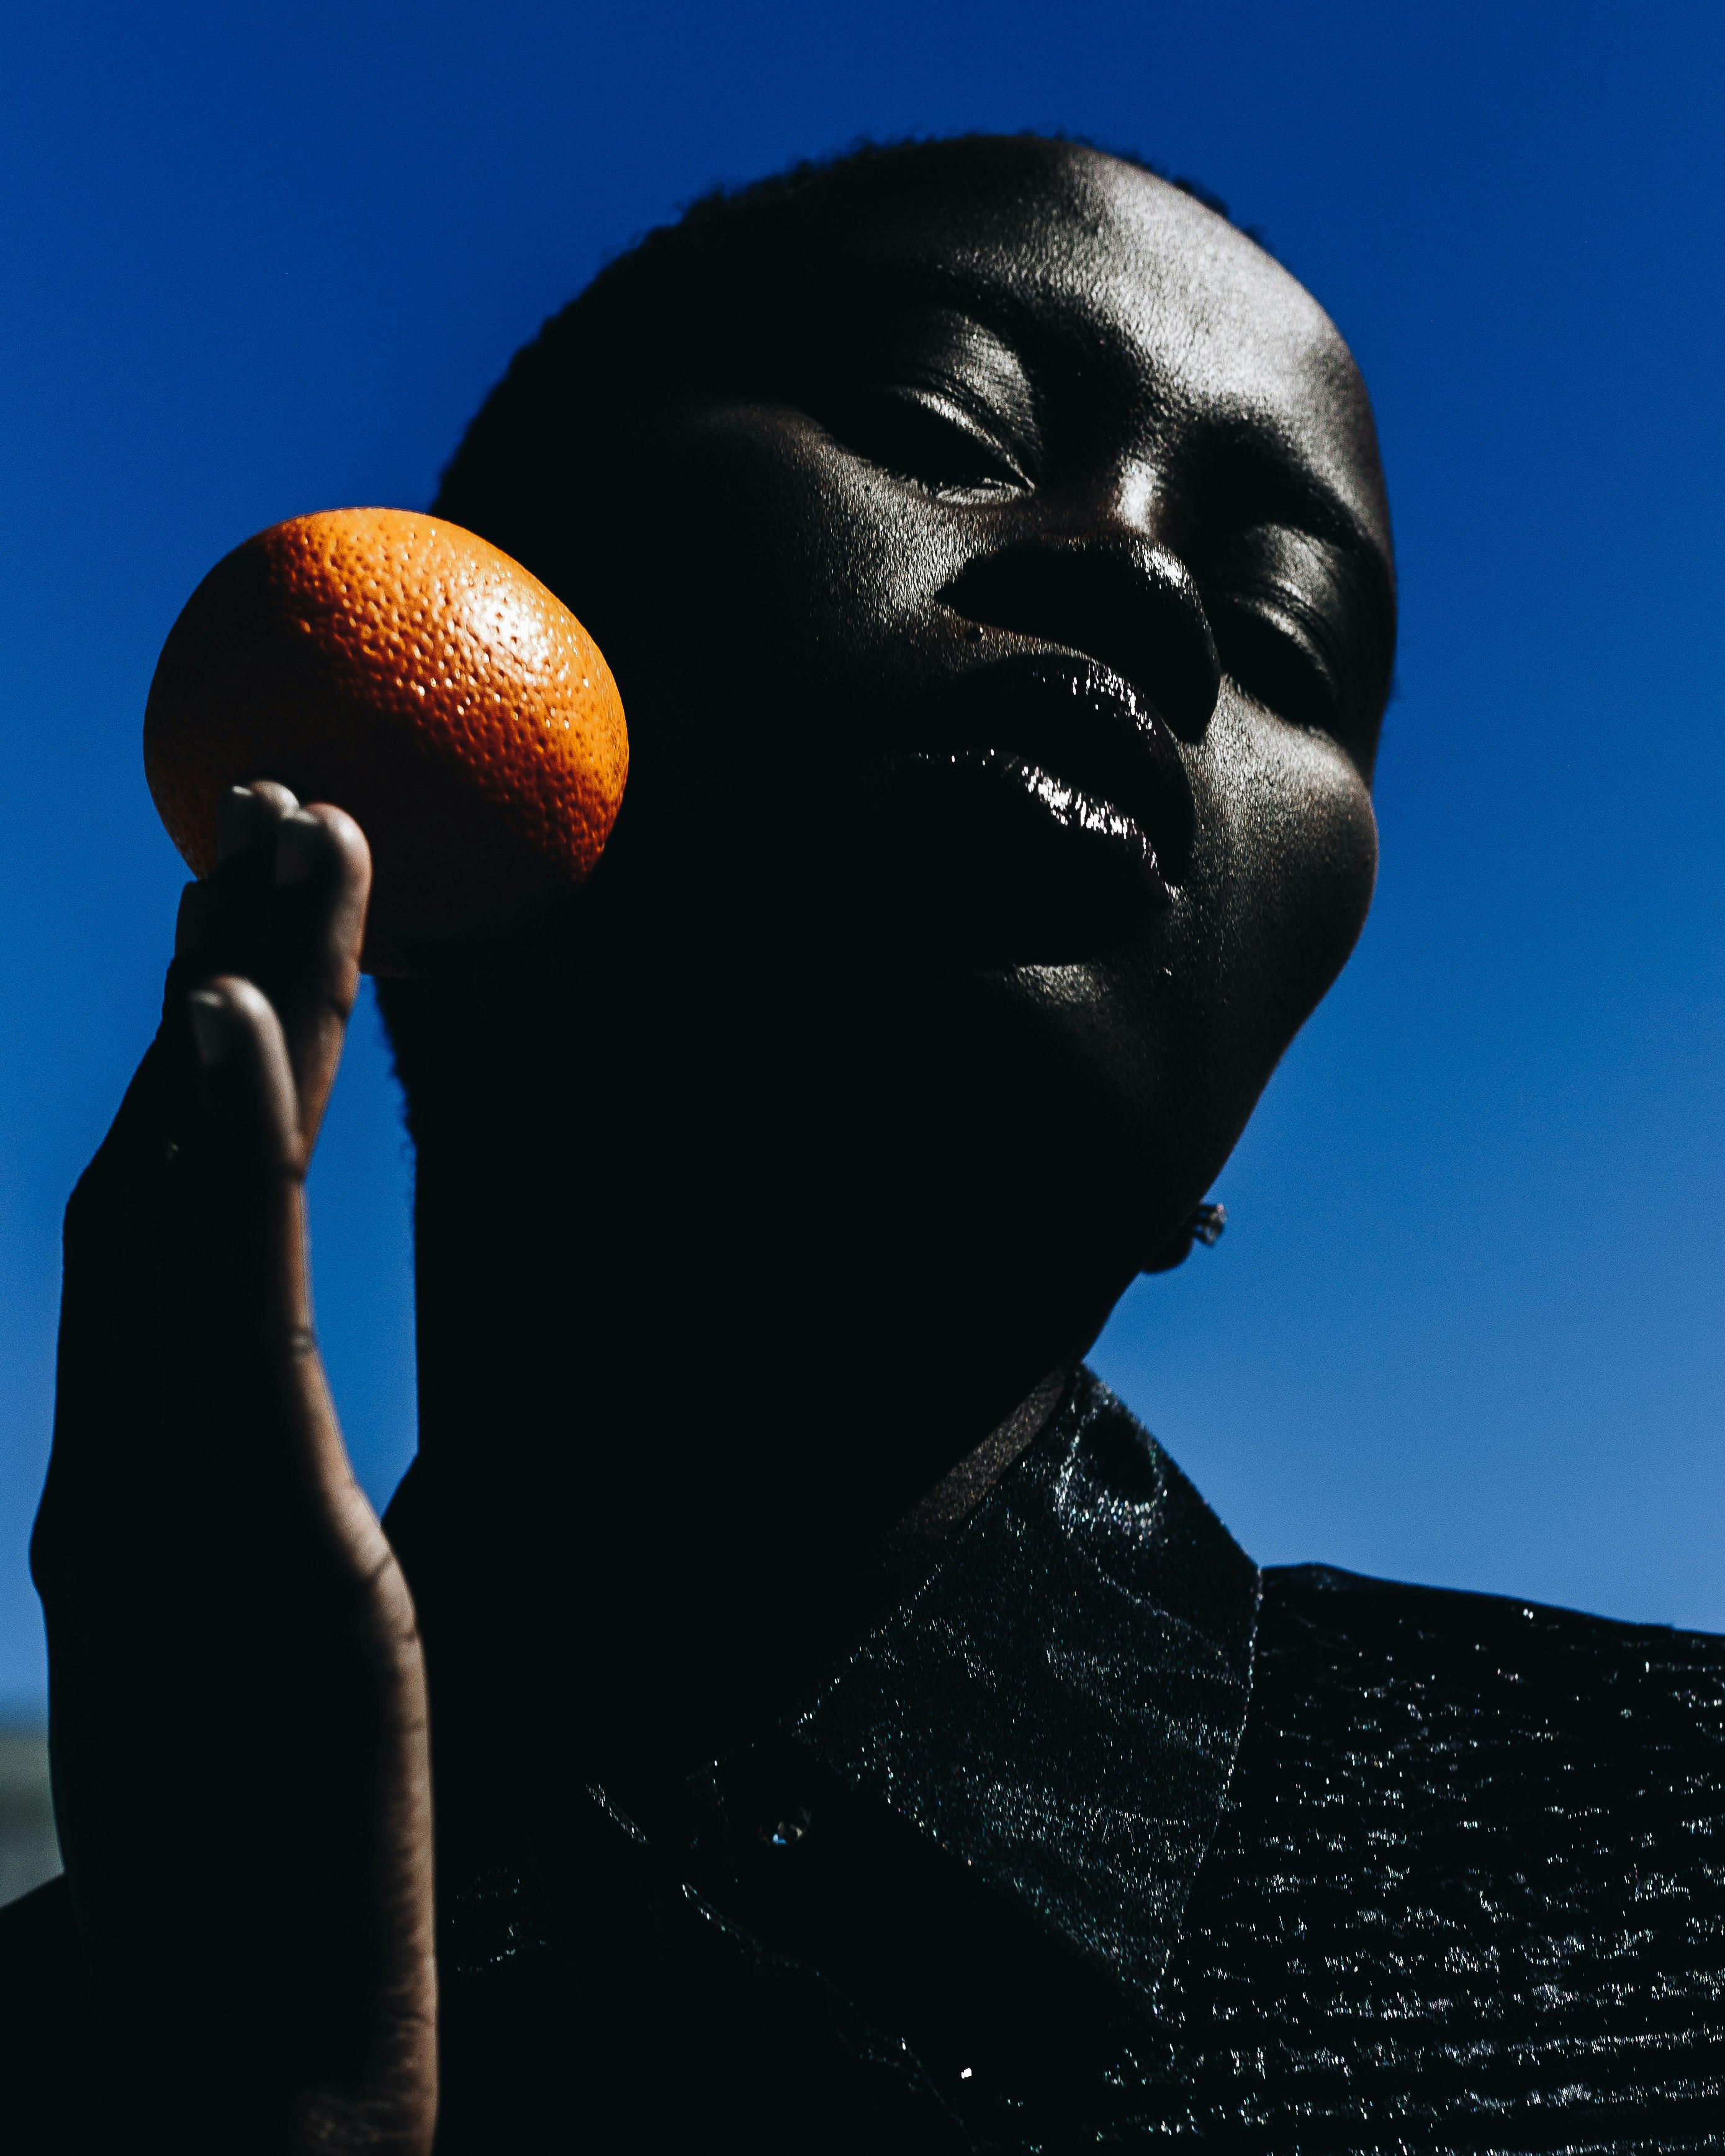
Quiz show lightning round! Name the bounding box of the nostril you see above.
[941,539,1221,740]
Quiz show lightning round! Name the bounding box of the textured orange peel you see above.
[143,507,628,972]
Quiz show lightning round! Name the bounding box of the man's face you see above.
[574,143,1395,1282]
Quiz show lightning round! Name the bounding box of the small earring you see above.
[1141,1200,1227,1275]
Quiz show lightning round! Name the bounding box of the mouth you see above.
[866,655,1196,962]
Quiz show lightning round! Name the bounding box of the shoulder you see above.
[1152,1568,1725,2140]
[1243,1560,1725,1918]
[0,1876,98,2153]
[1258,1558,1725,1725]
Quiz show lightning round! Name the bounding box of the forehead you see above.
[821,145,1391,560]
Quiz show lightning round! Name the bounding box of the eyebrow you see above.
[837,258,1060,367]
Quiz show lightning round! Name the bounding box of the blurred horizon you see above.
[2,0,1722,1714]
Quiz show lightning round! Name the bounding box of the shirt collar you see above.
[791,1365,1261,2003]
[405,1364,1263,2015]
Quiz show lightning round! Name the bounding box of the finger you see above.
[179,786,370,1145]
[261,802,371,1144]
[184,973,309,1315]
[38,976,307,1591]
[174,878,215,958]
[176,976,351,1502]
[219,776,300,861]
[186,970,300,1167]
[212,778,303,906]
[179,975,387,1556]
[84,809,289,1191]
[175,781,300,969]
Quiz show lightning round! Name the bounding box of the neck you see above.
[385,948,1135,1788]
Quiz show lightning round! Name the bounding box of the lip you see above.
[893,654,1197,901]
[819,652,1196,966]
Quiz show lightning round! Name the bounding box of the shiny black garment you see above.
[6,1369,1725,2150]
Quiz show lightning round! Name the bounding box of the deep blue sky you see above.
[2,0,1721,1709]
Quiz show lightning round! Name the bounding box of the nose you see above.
[939,534,1222,742]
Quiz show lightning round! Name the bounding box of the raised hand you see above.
[32,784,438,2153]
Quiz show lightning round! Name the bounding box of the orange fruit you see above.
[143,508,628,972]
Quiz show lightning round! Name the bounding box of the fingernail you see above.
[174,881,214,956]
[216,788,258,863]
[187,988,234,1066]
[274,812,320,887]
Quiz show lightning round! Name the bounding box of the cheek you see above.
[1052,712,1378,1224]
[1189,696,1379,1069]
[606,411,962,741]
[947,715,1377,1216]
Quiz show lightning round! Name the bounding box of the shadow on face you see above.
[407,135,1397,1309]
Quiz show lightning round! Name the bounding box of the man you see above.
[9,136,1721,2151]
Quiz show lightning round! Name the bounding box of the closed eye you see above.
[1200,524,1387,755]
[1209,591,1346,737]
[825,383,1032,496]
